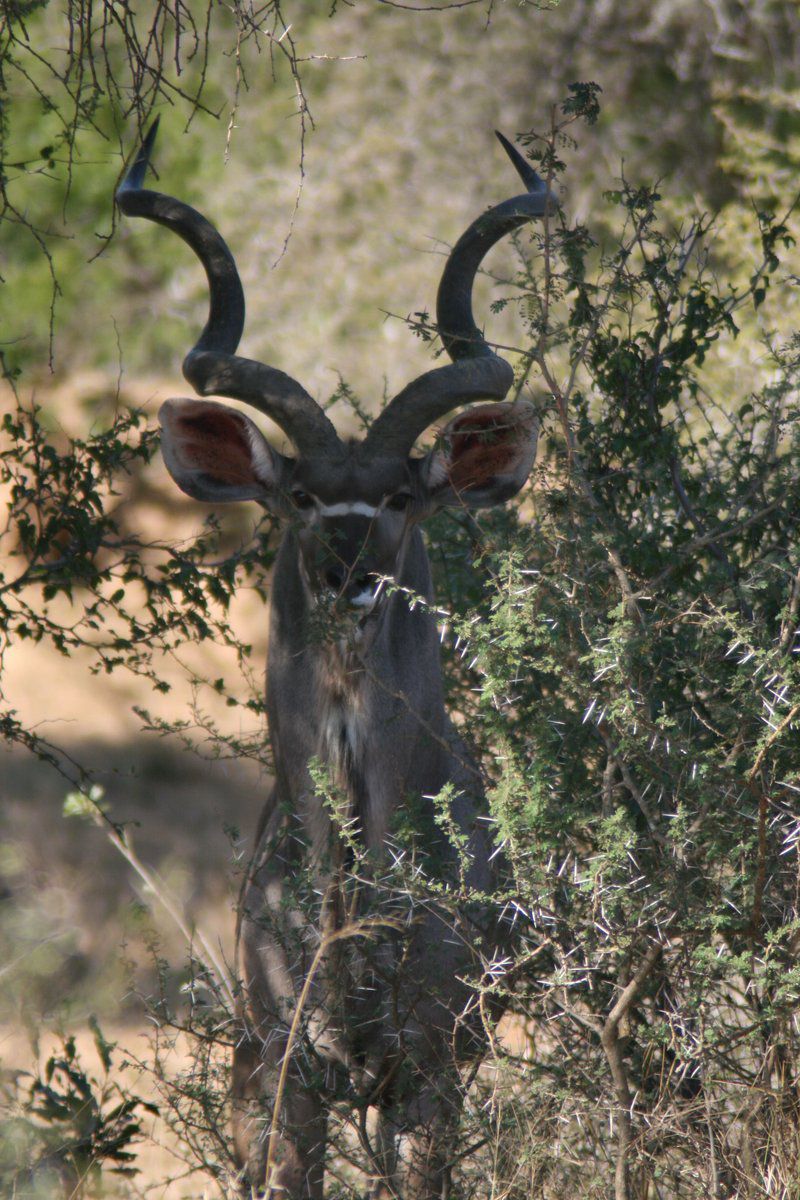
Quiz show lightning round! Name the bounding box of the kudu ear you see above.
[159,398,288,505]
[422,399,539,509]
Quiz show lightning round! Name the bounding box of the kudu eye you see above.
[386,492,412,512]
[291,489,315,510]
[118,120,552,1192]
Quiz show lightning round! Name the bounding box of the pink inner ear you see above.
[173,409,260,487]
[446,405,521,490]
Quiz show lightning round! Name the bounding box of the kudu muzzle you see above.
[115,119,556,1200]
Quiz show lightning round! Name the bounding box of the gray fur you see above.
[118,123,546,1197]
[155,401,537,1197]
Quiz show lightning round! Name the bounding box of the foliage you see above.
[0,1022,158,1197]
[0,398,279,773]
[3,1,800,388]
[3,1,800,1195]
[444,95,800,1198]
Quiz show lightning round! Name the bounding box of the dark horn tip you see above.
[495,129,547,196]
[118,115,161,196]
[141,115,161,155]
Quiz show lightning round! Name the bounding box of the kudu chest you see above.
[116,120,552,1199]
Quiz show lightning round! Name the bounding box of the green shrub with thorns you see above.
[3,87,800,1198]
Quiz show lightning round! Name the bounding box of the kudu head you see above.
[117,122,553,624]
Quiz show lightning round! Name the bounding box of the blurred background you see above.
[2,0,800,1191]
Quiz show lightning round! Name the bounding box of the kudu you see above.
[117,121,552,1198]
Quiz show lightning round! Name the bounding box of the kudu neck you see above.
[268,524,442,677]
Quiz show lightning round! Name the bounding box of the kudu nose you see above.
[351,569,372,592]
[324,564,373,596]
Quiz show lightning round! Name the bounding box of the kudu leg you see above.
[395,1070,460,1200]
[367,1106,402,1199]
[233,1036,327,1199]
[369,1087,457,1200]
[368,1125,452,1200]
[401,1128,452,1200]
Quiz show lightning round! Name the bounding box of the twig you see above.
[598,721,668,847]
[747,702,800,938]
[263,916,401,1196]
[105,820,237,1012]
[779,568,800,653]
[600,941,663,1200]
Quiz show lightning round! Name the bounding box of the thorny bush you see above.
[3,89,800,1197]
